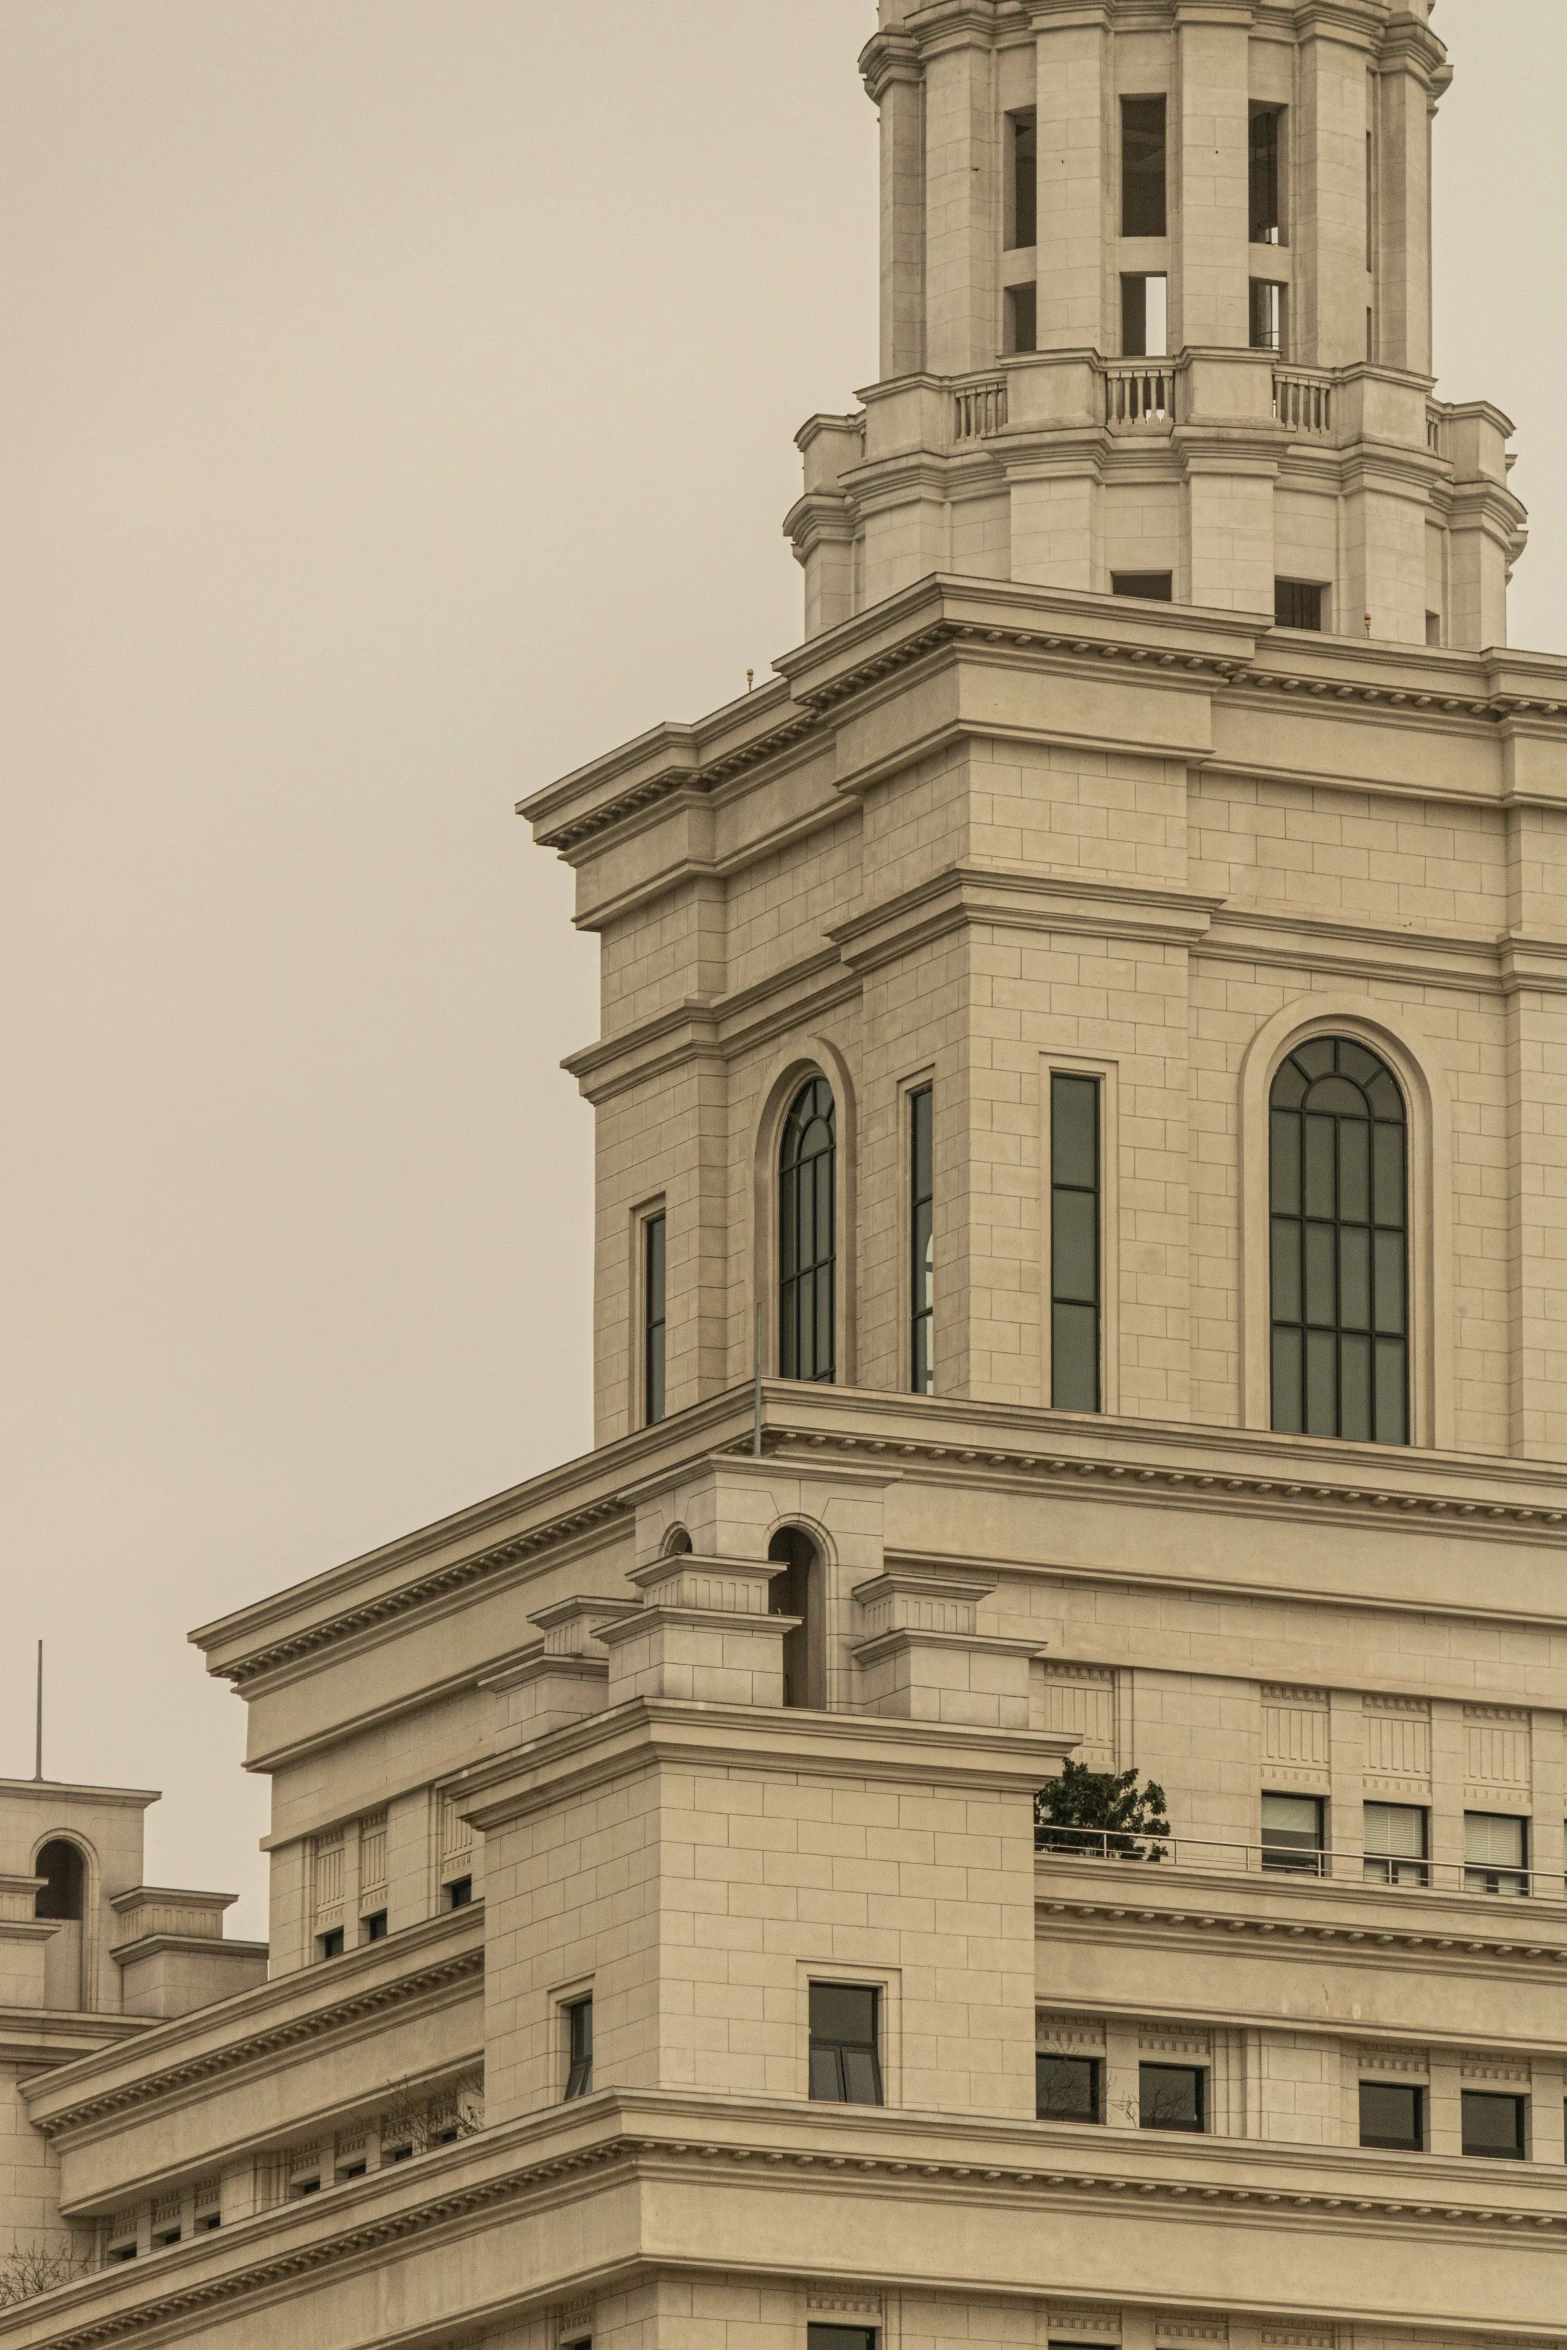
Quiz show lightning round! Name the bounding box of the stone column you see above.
[922,32,1000,378]
[1029,1,1110,355]
[1172,1,1251,353]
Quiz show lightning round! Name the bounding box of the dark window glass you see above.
[779,1077,836,1383]
[33,1840,85,1921]
[809,2332,878,2350]
[1464,1811,1529,1897]
[197,2213,221,2233]
[809,1981,884,2105]
[1249,280,1283,353]
[1051,1073,1100,1411]
[1462,2090,1526,2159]
[1007,283,1038,356]
[564,1996,594,2099]
[1360,2081,1423,2151]
[910,1085,934,1394]
[108,2245,137,2263]
[1250,108,1282,242]
[317,1927,344,1960]
[1121,97,1167,236]
[1112,573,1172,602]
[768,1524,819,1710]
[1269,1037,1407,1441]
[644,1211,666,1426]
[1009,111,1037,248]
[1120,273,1167,359]
[361,1909,389,1941]
[1037,2053,1102,2121]
[1139,2063,1204,2132]
[1275,579,1324,631]
[445,1875,473,1910]
[154,2225,181,2247]
[1363,1802,1428,1886]
[1262,1792,1324,1874]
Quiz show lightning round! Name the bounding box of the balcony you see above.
[1035,1822,1563,1903]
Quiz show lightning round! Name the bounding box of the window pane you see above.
[1465,1813,1526,1867]
[1304,1224,1335,1324]
[1365,1802,1426,1858]
[1339,1332,1372,1442]
[1272,1059,1307,1110]
[1053,1302,1099,1411]
[1374,1338,1407,1445]
[1270,1109,1301,1208]
[1295,1038,1335,1080]
[1052,1075,1098,1189]
[1339,1226,1370,1329]
[1462,2091,1525,2159]
[1305,1328,1336,1434]
[644,1214,666,1428]
[1271,1218,1301,1322]
[1360,2081,1422,2150]
[1053,1190,1098,1304]
[1139,2063,1203,2131]
[1121,97,1167,236]
[1249,107,1281,242]
[840,2047,883,2104]
[1373,1121,1405,1223]
[809,2046,842,2101]
[809,2330,878,2350]
[1271,1327,1302,1431]
[810,1982,877,2045]
[1303,1116,1335,1217]
[1338,1117,1370,1223]
[1373,1231,1405,1333]
[912,1085,933,1198]
[1036,2054,1101,2121]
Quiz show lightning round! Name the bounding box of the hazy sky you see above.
[0,1,1557,1936]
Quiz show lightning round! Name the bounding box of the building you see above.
[6,2,1567,2346]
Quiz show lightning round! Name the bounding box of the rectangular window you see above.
[643,1211,666,1427]
[107,2244,137,2264]
[809,2332,878,2350]
[808,1981,884,2104]
[1006,283,1038,355]
[1121,97,1167,237]
[564,1996,594,2099]
[1111,572,1172,602]
[1360,2080,1423,2151]
[1139,2063,1205,2132]
[1363,1801,1428,1886]
[316,1927,345,1961]
[1050,1073,1101,1413]
[153,2224,181,2249]
[360,1909,388,1941]
[1261,1792,1324,1874]
[1425,610,1441,648]
[1275,578,1324,632]
[196,2212,221,2234]
[1037,2052,1103,2122]
[1462,2090,1526,2159]
[910,1085,934,1394]
[445,1874,473,1910]
[1008,110,1037,249]
[1249,279,1283,354]
[1249,107,1282,243]
[1120,273,1167,359]
[1464,1811,1529,1896]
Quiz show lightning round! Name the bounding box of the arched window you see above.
[768,1525,821,1708]
[34,1839,85,1921]
[1270,1037,1407,1444]
[779,1077,836,1382]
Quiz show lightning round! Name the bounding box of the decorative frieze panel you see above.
[1040,1662,1117,1766]
[1140,2028,1211,2056]
[1046,2309,1120,2344]
[1464,1704,1531,1787]
[1359,2042,1429,2078]
[1153,2319,1227,2347]
[1461,2056,1530,2085]
[358,1808,388,1901]
[1262,1686,1330,1773]
[1038,2010,1105,2050]
[1363,1693,1431,1780]
[310,1829,344,1935]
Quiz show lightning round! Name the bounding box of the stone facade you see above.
[5,5,1567,2350]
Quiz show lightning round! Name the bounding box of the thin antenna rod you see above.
[33,1641,43,1781]
[752,1302,763,1458]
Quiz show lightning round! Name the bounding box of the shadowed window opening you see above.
[779,1077,836,1382]
[34,1840,84,1921]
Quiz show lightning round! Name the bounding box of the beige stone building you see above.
[6,3,1567,2346]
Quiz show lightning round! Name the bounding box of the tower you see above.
[10,10,1567,2350]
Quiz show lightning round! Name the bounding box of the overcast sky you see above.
[0,1,1557,1937]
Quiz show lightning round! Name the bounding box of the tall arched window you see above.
[779,1077,836,1382]
[34,1839,84,1920]
[1270,1037,1407,1444]
[768,1525,821,1708]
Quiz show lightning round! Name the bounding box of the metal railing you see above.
[1273,368,1334,438]
[1036,1824,1563,1900]
[954,379,1007,442]
[1104,364,1174,429]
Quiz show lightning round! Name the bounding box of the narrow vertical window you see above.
[910,1085,933,1394]
[779,1078,836,1382]
[808,1982,883,2104]
[1249,107,1282,243]
[564,1996,593,2099]
[1269,1037,1407,1443]
[1121,97,1167,237]
[1275,578,1324,631]
[1120,273,1167,359]
[1249,280,1283,354]
[643,1211,666,1426]
[1007,110,1037,249]
[1005,283,1037,355]
[1050,1073,1101,1412]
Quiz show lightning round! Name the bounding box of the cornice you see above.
[28,1929,484,2141]
[829,863,1222,976]
[13,2091,1567,2350]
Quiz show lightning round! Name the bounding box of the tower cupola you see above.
[787,0,1525,650]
